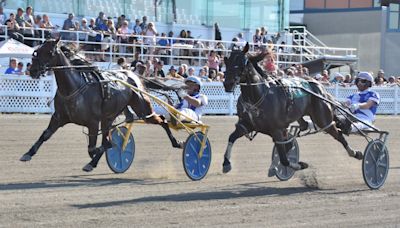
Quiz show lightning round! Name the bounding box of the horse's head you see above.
[223,43,250,92]
[30,38,62,78]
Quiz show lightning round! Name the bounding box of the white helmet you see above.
[185,76,202,88]
[356,72,373,82]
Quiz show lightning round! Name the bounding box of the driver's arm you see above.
[359,100,377,109]
[183,95,202,107]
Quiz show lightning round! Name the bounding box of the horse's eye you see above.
[234,66,239,69]
[33,51,37,57]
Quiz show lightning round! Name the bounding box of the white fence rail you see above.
[0,75,398,115]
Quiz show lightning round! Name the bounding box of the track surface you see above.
[0,115,399,227]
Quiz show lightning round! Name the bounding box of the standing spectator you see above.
[263,51,277,75]
[186,30,194,45]
[5,13,23,42]
[95,12,105,27]
[0,6,6,37]
[41,14,54,38]
[143,22,158,59]
[140,16,148,31]
[177,30,187,44]
[117,20,131,54]
[116,14,126,29]
[207,50,220,78]
[131,18,142,40]
[62,13,76,40]
[214,22,222,41]
[5,58,17,74]
[253,28,262,50]
[236,32,246,47]
[78,18,89,42]
[22,6,34,46]
[187,67,195,77]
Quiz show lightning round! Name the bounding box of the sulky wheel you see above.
[182,131,212,181]
[106,126,135,173]
[362,139,389,190]
[270,137,299,181]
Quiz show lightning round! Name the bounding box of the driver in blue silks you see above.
[340,71,380,133]
[155,76,208,122]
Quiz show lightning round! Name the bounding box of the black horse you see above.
[222,43,362,174]
[20,38,182,172]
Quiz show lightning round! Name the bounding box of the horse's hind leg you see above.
[222,122,248,173]
[147,114,183,148]
[324,126,363,160]
[20,113,65,161]
[271,129,308,171]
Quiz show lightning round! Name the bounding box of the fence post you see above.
[395,86,398,115]
[228,92,234,116]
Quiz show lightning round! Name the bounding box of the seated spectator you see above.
[375,69,386,84]
[5,58,18,74]
[198,68,211,82]
[78,18,90,42]
[166,66,183,80]
[343,73,353,85]
[130,52,144,68]
[154,60,165,78]
[387,76,397,86]
[215,72,224,82]
[263,51,277,75]
[331,72,344,84]
[180,64,189,78]
[207,50,220,78]
[187,67,196,77]
[111,57,128,70]
[25,63,31,75]
[15,62,24,75]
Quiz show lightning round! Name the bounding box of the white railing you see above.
[0,75,398,115]
[1,25,356,69]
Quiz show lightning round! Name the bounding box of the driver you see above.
[155,76,208,122]
[340,72,380,133]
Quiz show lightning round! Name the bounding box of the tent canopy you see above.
[0,39,34,58]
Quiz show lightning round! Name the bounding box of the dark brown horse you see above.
[20,39,182,171]
[222,43,362,174]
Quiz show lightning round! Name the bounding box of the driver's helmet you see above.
[356,72,373,87]
[185,76,202,88]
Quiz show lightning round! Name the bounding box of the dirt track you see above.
[0,114,399,227]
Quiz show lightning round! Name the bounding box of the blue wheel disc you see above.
[182,132,211,181]
[106,126,135,173]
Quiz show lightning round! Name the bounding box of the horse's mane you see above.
[60,44,91,66]
[247,51,269,79]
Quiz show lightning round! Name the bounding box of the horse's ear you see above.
[243,42,249,54]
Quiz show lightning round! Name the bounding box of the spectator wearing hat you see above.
[166,66,183,80]
[375,69,386,84]
[331,72,344,84]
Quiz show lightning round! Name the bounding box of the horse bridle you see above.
[31,43,61,76]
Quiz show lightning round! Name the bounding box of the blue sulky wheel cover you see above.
[362,139,389,190]
[271,137,299,181]
[182,132,212,181]
[106,126,135,173]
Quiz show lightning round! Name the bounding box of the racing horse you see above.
[20,38,182,172]
[222,43,363,174]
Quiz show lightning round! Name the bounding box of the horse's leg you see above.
[83,119,114,172]
[271,129,308,171]
[20,113,65,161]
[87,122,100,159]
[222,122,248,173]
[323,125,363,160]
[146,114,183,148]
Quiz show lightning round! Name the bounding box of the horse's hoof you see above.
[298,161,309,170]
[173,140,184,149]
[354,151,363,160]
[223,164,232,173]
[268,166,277,177]
[82,164,94,172]
[20,154,32,162]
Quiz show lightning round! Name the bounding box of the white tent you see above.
[0,39,34,58]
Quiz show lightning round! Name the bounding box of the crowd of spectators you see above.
[2,6,400,88]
